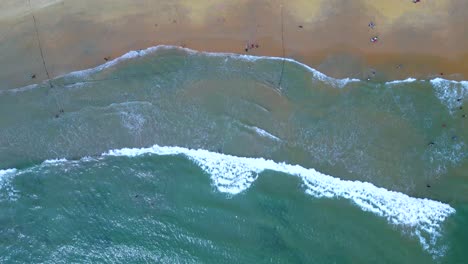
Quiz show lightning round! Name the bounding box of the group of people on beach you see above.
[245,43,260,52]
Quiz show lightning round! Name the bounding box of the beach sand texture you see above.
[0,0,467,89]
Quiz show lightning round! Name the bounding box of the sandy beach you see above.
[0,0,467,90]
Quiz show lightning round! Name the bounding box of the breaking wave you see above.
[103,144,455,257]
[430,78,467,113]
[0,144,457,257]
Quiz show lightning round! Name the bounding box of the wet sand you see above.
[0,0,467,90]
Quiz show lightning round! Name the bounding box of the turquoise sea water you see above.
[0,46,467,263]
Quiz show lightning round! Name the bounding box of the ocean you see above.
[0,46,467,263]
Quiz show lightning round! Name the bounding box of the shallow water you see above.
[0,46,467,263]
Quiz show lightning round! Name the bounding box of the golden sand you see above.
[0,0,466,89]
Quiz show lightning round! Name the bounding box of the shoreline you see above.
[4,44,468,94]
[1,0,468,90]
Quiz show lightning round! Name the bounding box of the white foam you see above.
[251,126,281,141]
[42,158,68,164]
[430,78,467,113]
[385,78,417,85]
[242,124,281,141]
[0,168,17,178]
[104,144,455,256]
[0,169,18,201]
[431,78,468,86]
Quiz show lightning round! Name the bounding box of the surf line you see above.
[0,144,456,257]
[103,144,455,256]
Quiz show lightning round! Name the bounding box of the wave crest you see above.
[105,144,455,257]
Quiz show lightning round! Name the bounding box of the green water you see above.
[0,46,467,263]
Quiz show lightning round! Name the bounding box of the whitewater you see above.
[0,45,466,261]
[0,144,456,257]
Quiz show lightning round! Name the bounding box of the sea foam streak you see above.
[385,78,417,85]
[241,124,281,141]
[105,145,455,257]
